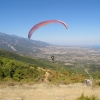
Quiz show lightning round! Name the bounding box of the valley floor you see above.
[0,83,100,100]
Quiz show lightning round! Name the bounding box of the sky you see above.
[0,0,100,46]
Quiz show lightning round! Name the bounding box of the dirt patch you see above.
[0,83,100,100]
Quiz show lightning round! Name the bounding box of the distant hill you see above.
[0,32,51,56]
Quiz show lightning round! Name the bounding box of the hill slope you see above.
[0,49,87,83]
[0,32,50,56]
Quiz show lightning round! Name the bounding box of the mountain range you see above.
[0,32,51,57]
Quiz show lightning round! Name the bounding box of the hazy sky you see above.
[0,0,100,46]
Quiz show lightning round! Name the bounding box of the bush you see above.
[76,92,99,100]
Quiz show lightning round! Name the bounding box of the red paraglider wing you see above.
[28,20,68,39]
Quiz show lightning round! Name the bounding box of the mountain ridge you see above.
[0,32,51,56]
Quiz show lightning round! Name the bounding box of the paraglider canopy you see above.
[28,20,68,39]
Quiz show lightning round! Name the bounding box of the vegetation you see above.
[76,92,99,100]
[0,49,100,84]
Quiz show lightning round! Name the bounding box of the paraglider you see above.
[51,56,54,61]
[28,20,68,39]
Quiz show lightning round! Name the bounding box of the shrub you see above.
[76,92,99,100]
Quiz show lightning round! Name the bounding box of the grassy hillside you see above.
[0,49,100,85]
